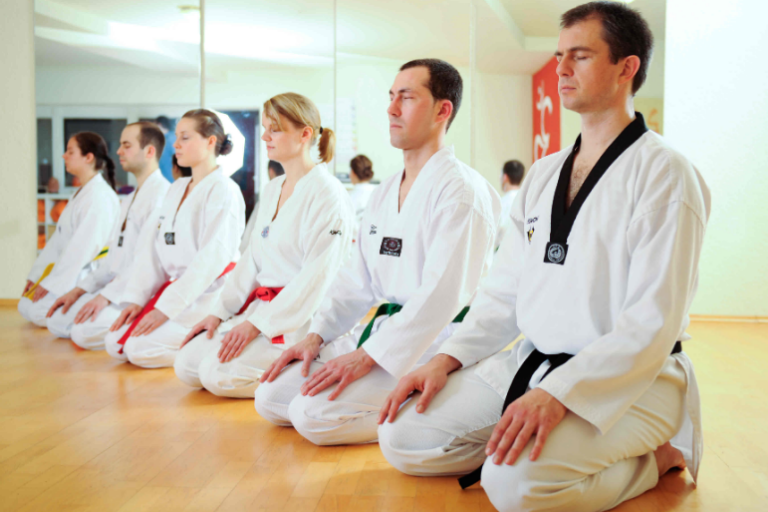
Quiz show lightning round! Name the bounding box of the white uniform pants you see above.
[46,292,95,339]
[18,294,57,327]
[175,333,285,398]
[69,302,124,350]
[254,323,456,446]
[378,344,688,512]
[105,319,189,368]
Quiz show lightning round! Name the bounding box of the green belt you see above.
[357,303,470,348]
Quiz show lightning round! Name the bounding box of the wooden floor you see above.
[0,306,766,512]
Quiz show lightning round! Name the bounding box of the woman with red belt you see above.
[175,93,354,398]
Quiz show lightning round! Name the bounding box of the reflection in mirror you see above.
[204,0,335,221]
[34,0,201,252]
[335,0,471,185]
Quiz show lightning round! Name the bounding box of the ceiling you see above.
[34,0,666,76]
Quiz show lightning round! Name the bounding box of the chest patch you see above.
[164,232,176,245]
[118,235,124,247]
[261,226,270,238]
[527,226,534,243]
[380,237,403,257]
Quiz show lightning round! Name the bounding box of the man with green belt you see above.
[254,58,500,445]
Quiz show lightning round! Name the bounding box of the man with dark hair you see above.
[45,122,171,346]
[498,159,525,245]
[378,3,709,511]
[254,59,500,447]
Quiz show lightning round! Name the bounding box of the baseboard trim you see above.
[0,299,19,307]
[690,314,768,324]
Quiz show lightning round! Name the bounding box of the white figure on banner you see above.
[533,81,553,161]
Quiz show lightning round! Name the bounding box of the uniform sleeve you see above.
[308,221,377,343]
[247,201,354,339]
[209,237,260,321]
[537,201,707,434]
[154,185,245,321]
[40,196,117,296]
[436,202,526,368]
[362,201,496,380]
[101,207,164,305]
[76,258,115,294]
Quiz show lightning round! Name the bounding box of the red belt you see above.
[236,286,285,344]
[117,262,237,353]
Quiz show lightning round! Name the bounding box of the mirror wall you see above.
[34,0,667,249]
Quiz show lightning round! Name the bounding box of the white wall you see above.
[0,1,37,299]
[666,0,768,316]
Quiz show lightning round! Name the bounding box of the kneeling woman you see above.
[104,109,245,368]
[19,132,120,326]
[175,93,354,398]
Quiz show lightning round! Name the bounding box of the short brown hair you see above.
[128,121,165,161]
[503,160,525,185]
[561,1,654,94]
[350,154,373,181]
[399,58,463,131]
[181,109,233,157]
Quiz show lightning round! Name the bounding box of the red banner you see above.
[532,56,560,162]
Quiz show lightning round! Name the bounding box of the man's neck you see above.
[402,135,444,184]
[502,184,520,193]
[132,164,157,189]
[578,99,635,155]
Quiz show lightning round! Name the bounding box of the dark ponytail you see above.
[104,156,117,190]
[73,131,117,191]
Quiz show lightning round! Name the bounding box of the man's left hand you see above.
[486,388,567,465]
[300,348,376,401]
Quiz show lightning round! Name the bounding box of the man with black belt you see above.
[253,59,500,445]
[377,3,710,511]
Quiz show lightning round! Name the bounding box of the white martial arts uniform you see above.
[104,169,245,368]
[19,174,120,327]
[496,189,518,247]
[379,119,710,512]
[47,170,170,346]
[175,164,355,397]
[239,199,260,256]
[348,182,377,241]
[255,146,501,445]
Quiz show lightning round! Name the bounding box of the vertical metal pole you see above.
[200,0,206,108]
[469,0,477,169]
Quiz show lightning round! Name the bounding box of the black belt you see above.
[458,340,683,489]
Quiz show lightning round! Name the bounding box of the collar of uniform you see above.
[405,144,456,192]
[294,162,328,194]
[76,171,106,200]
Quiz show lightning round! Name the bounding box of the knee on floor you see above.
[286,393,348,445]
[254,381,293,426]
[481,456,572,512]
[377,419,459,475]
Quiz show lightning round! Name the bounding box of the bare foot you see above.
[654,442,686,477]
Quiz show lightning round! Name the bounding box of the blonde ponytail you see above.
[317,127,335,163]
[263,92,334,163]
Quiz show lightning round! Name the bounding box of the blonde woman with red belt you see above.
[175,93,354,398]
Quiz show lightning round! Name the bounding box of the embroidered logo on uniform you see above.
[157,215,165,230]
[544,242,568,265]
[118,236,124,247]
[261,226,270,238]
[380,237,403,257]
[527,216,538,225]
[330,230,342,236]
[527,227,534,243]
[164,232,176,245]
[370,225,378,235]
